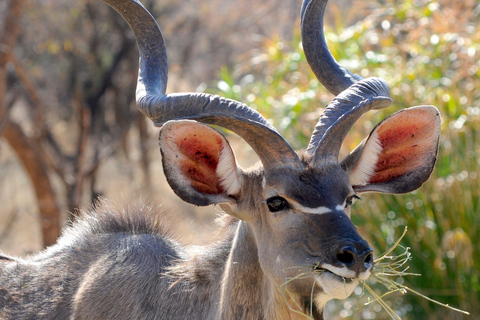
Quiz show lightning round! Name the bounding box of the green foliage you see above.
[209,0,480,319]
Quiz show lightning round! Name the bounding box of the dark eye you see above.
[345,194,361,208]
[266,196,289,212]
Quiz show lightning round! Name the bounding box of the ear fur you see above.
[342,106,441,194]
[159,120,241,206]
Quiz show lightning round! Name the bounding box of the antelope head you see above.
[104,0,440,313]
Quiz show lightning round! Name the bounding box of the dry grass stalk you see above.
[363,226,470,319]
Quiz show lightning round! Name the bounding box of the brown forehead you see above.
[265,164,352,208]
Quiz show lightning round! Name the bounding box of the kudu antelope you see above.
[0,0,441,319]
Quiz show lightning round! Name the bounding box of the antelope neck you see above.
[219,221,323,320]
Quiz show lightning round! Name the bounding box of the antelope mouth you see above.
[312,264,362,300]
[313,266,356,283]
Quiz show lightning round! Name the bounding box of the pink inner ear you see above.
[369,109,437,184]
[174,129,225,195]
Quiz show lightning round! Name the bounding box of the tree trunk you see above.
[0,0,25,120]
[2,121,62,247]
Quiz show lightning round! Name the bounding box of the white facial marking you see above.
[295,204,332,215]
[350,130,382,186]
[313,263,372,305]
[294,204,348,215]
[315,272,359,300]
[320,263,356,279]
[358,269,372,281]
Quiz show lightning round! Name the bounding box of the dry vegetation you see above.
[0,0,306,254]
[0,0,479,319]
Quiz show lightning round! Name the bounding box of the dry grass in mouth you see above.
[280,227,470,320]
[280,268,321,319]
[362,226,470,320]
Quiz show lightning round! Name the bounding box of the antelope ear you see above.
[159,120,241,206]
[341,106,441,194]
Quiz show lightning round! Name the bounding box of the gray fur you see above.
[0,171,339,319]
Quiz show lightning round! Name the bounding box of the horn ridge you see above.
[103,0,169,96]
[301,0,394,164]
[301,0,363,96]
[307,77,392,163]
[102,0,302,171]
[137,92,302,171]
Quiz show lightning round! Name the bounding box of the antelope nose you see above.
[336,246,374,274]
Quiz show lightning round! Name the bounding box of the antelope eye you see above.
[345,194,361,208]
[266,196,289,212]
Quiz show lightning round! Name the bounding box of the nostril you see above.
[337,246,357,266]
[364,252,373,269]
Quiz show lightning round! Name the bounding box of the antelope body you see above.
[0,0,441,319]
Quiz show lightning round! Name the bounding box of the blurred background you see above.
[0,0,478,319]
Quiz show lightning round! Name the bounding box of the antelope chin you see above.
[311,272,358,311]
[312,265,371,309]
[316,271,359,300]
